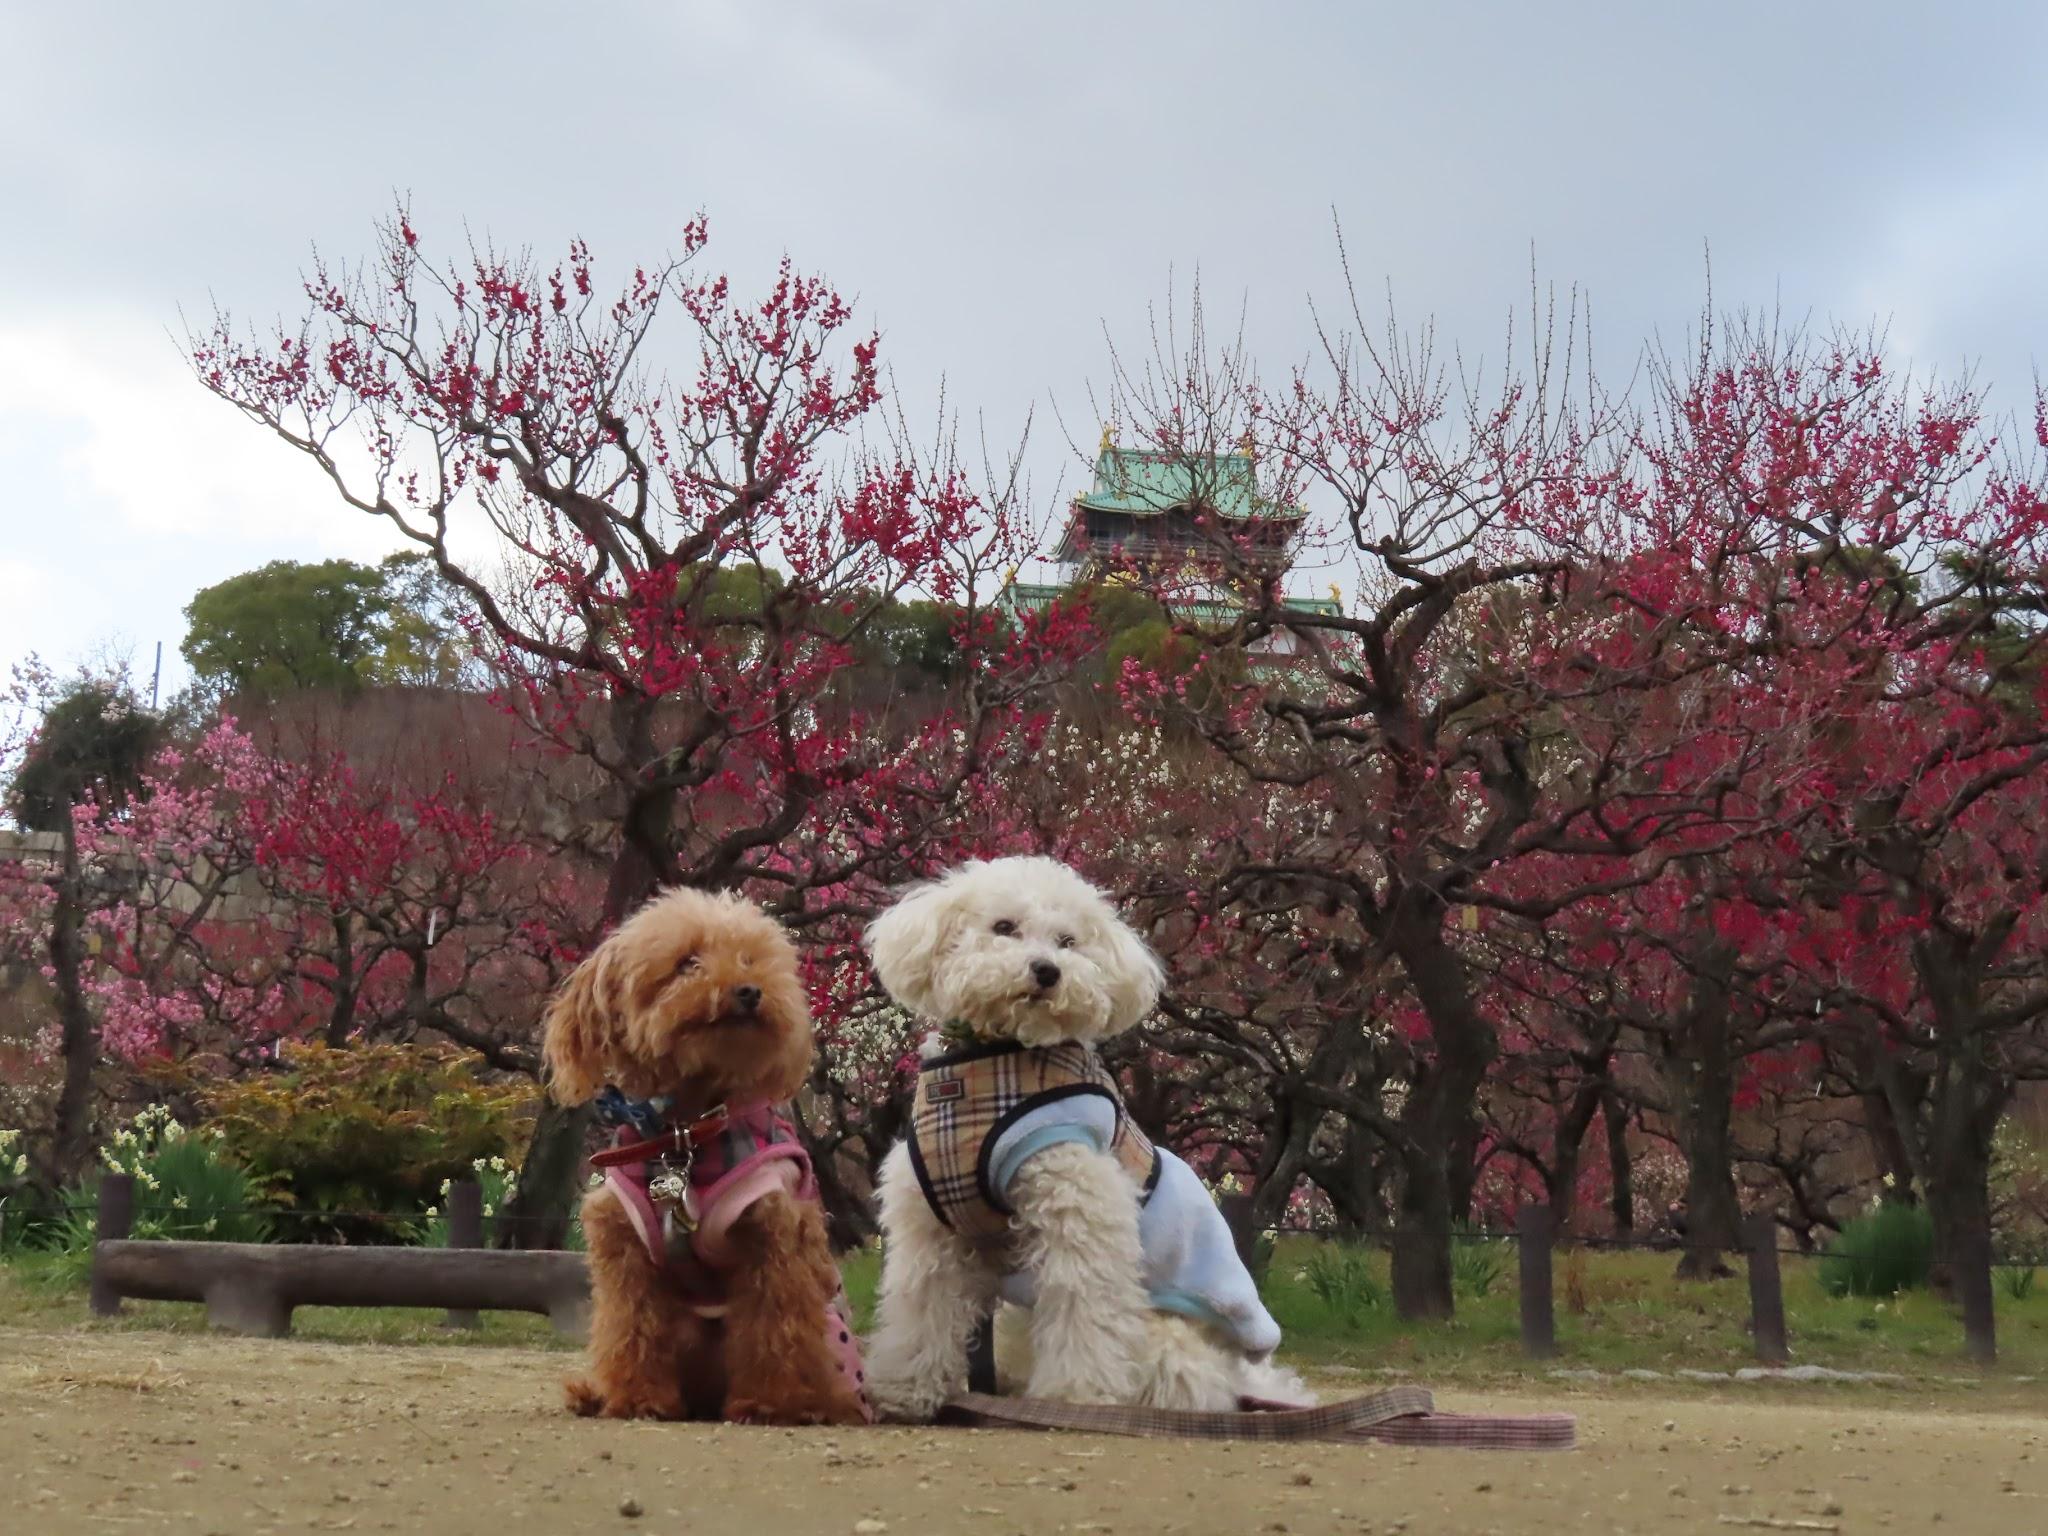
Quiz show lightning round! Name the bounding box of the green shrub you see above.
[1820,1201,1935,1298]
[193,1043,535,1242]
[2002,1264,2039,1302]
[1301,1244,1385,1326]
[1452,1228,1511,1298]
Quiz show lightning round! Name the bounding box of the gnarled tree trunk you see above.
[499,713,674,1251]
[48,820,100,1184]
[1658,955,1742,1279]
[1386,918,1497,1320]
[1603,1089,1635,1235]
[1915,937,2013,1296]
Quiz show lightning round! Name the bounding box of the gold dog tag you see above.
[658,1191,701,1265]
[649,1154,699,1237]
[648,1167,687,1204]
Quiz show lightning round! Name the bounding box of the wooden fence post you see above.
[443,1178,484,1330]
[90,1173,136,1318]
[967,1315,998,1394]
[1219,1192,1260,1274]
[1745,1215,1788,1366]
[1517,1204,1556,1359]
[1958,1228,1997,1365]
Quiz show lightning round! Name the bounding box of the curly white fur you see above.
[865,856,1310,1416]
[866,855,1162,1049]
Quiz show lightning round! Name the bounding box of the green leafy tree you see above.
[181,554,474,700]
[7,676,160,832]
[181,558,393,698]
[364,552,478,689]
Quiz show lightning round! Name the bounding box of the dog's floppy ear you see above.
[865,874,966,1019]
[541,943,619,1105]
[1096,909,1166,1036]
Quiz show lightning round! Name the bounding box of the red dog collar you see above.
[588,1102,746,1169]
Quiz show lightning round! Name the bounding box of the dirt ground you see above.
[2,1330,2044,1535]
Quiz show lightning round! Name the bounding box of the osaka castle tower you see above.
[1002,429,1340,639]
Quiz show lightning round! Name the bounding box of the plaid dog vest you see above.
[906,1039,1162,1247]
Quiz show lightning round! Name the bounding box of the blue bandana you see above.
[593,1086,676,1139]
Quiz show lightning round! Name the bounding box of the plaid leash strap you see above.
[936,1388,1576,1451]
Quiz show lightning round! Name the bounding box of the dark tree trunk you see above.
[1243,1100,1317,1261]
[803,1083,901,1251]
[1545,1062,1611,1234]
[809,1139,880,1252]
[322,912,359,1047]
[499,724,675,1251]
[1546,1119,1584,1232]
[1927,1138,1997,1299]
[1662,959,1742,1279]
[1863,1084,1921,1205]
[1915,937,2012,1295]
[1312,1120,1388,1234]
[1446,1108,1485,1225]
[1856,1025,1922,1205]
[1603,1090,1635,1235]
[497,1097,594,1251]
[48,820,100,1184]
[1386,919,1497,1320]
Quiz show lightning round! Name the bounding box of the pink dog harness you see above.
[594,1100,871,1419]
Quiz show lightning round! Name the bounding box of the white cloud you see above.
[1845,153,2048,400]
[0,311,407,689]
[0,314,397,552]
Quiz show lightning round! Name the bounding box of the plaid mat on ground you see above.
[936,1388,1575,1450]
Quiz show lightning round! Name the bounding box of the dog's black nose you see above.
[1030,960,1061,990]
[733,984,762,1014]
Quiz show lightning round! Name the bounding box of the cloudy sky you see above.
[4,1,2044,697]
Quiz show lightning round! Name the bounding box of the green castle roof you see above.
[1075,446,1307,524]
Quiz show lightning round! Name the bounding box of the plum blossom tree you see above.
[2,667,162,1180]
[188,211,1066,1241]
[69,720,567,1076]
[1081,264,2048,1314]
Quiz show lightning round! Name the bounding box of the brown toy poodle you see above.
[542,887,870,1425]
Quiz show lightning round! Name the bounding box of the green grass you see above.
[1252,1236,2048,1379]
[848,1238,2048,1381]
[8,1237,2044,1378]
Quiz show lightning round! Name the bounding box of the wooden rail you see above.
[89,1175,588,1339]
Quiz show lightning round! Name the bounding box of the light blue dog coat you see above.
[987,1094,1281,1359]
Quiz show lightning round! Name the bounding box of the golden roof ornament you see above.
[1329,582,1343,608]
[1099,422,1115,458]
[1238,428,1256,461]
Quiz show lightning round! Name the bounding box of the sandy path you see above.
[2,1329,2043,1535]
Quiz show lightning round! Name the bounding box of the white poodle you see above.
[861,855,1310,1419]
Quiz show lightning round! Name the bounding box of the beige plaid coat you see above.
[907,1039,1160,1247]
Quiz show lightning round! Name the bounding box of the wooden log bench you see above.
[92,1238,592,1338]
[89,1175,589,1339]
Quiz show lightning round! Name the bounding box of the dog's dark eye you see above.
[673,954,700,975]
[991,919,1017,937]
[1056,934,1076,950]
